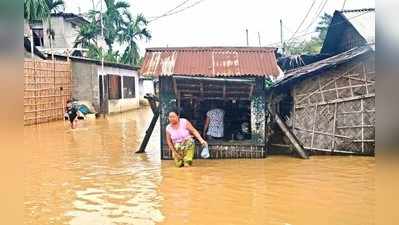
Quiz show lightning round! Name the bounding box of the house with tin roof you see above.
[141,46,282,160]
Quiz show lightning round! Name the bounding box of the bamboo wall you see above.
[24,59,72,125]
[288,57,375,155]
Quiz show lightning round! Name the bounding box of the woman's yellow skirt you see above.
[173,138,195,167]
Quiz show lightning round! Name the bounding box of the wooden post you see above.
[361,98,364,153]
[275,113,309,159]
[251,78,266,146]
[318,77,325,102]
[33,59,37,124]
[53,57,56,120]
[137,106,159,153]
[363,64,369,94]
[292,88,296,130]
[348,73,354,97]
[334,79,339,99]
[331,103,337,152]
[159,77,177,159]
[310,104,318,149]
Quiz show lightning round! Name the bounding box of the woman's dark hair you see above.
[168,108,180,116]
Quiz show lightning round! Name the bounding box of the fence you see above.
[24,59,72,125]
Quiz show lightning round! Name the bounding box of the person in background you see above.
[166,110,207,167]
[203,101,225,140]
[66,99,79,129]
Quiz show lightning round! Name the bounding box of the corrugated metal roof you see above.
[140,47,280,77]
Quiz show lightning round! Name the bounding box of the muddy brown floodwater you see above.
[24,106,375,225]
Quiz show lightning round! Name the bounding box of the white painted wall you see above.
[97,65,140,113]
[41,16,106,52]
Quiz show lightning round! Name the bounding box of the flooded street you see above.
[24,107,375,225]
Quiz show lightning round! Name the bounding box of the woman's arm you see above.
[186,120,207,146]
[166,132,182,158]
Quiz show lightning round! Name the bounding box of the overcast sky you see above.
[64,0,374,55]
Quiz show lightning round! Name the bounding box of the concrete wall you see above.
[42,16,106,50]
[98,65,140,113]
[43,17,72,48]
[70,60,140,114]
[70,61,99,110]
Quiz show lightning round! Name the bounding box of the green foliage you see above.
[316,13,333,40]
[74,20,100,48]
[74,0,151,66]
[87,44,102,59]
[24,0,50,22]
[45,0,64,14]
[102,0,130,51]
[284,13,332,55]
[285,37,323,55]
[119,13,151,66]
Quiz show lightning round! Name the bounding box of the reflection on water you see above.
[24,107,375,225]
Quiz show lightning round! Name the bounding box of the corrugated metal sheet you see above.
[140,47,280,77]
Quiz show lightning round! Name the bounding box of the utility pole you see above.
[280,19,284,53]
[100,0,104,70]
[31,26,34,59]
[100,0,106,116]
[246,28,249,46]
[258,32,261,47]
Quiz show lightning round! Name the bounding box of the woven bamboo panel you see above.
[24,59,72,125]
[291,58,375,155]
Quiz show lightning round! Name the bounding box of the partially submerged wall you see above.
[24,59,72,125]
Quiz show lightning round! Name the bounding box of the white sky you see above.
[65,0,375,55]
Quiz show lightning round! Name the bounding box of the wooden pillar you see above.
[159,76,177,160]
[251,78,266,150]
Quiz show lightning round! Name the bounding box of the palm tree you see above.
[102,0,130,51]
[74,20,99,48]
[24,0,49,22]
[45,0,65,48]
[118,13,151,66]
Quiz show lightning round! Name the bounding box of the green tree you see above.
[118,13,151,66]
[285,13,332,55]
[316,13,333,40]
[45,0,65,48]
[74,11,100,48]
[74,22,99,48]
[102,0,130,52]
[24,0,49,22]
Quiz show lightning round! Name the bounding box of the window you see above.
[108,75,121,99]
[123,76,136,98]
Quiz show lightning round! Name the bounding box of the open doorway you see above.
[173,76,254,144]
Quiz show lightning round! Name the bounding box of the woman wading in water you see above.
[166,110,207,167]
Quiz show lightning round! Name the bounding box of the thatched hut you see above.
[268,46,375,155]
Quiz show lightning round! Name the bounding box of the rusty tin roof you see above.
[140,47,280,78]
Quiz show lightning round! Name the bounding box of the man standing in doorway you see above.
[203,101,225,140]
